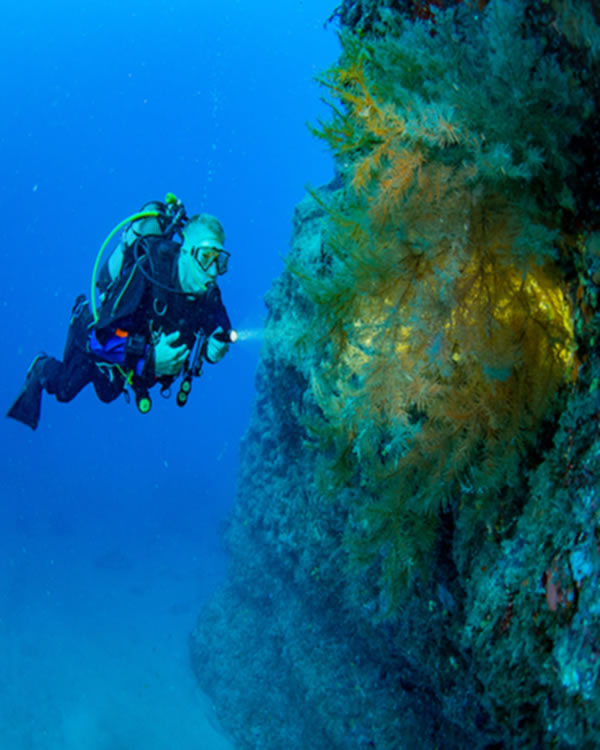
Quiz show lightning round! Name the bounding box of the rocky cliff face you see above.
[190,190,600,749]
[191,2,600,747]
[190,191,486,749]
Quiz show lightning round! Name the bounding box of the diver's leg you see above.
[41,350,95,403]
[42,295,96,403]
[53,293,125,405]
[6,346,95,430]
[92,367,125,403]
[6,296,95,430]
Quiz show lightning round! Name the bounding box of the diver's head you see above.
[178,213,230,295]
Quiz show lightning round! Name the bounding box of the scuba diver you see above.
[7,195,235,430]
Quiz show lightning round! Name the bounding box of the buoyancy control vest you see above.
[91,194,188,322]
[94,236,179,332]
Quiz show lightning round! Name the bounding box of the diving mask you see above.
[191,244,230,275]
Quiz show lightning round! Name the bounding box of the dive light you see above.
[176,328,237,407]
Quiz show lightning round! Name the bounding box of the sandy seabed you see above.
[0,529,234,750]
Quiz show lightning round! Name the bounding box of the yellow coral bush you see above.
[296,30,575,605]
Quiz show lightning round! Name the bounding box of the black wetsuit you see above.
[41,236,231,405]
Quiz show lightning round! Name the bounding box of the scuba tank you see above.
[90,192,187,323]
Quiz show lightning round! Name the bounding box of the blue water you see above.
[0,3,338,747]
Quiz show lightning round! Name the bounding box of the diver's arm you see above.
[203,286,233,364]
[153,332,189,376]
[205,327,230,363]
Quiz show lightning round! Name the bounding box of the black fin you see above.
[6,356,46,430]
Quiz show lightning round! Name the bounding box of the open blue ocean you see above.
[0,2,337,747]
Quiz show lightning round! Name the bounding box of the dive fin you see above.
[6,354,47,431]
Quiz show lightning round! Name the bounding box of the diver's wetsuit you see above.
[13,235,231,424]
[40,294,124,404]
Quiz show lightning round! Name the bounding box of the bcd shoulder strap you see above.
[143,237,179,317]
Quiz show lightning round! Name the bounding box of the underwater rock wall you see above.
[191,1,600,747]
[190,191,490,748]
